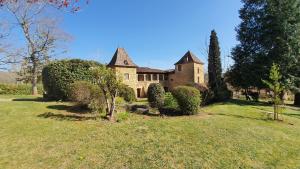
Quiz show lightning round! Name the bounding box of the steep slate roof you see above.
[108,48,138,68]
[137,67,166,74]
[175,51,204,65]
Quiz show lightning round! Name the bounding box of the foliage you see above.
[69,81,105,112]
[228,0,300,91]
[42,59,101,101]
[208,30,222,95]
[90,65,122,122]
[147,83,165,108]
[163,92,178,109]
[172,86,201,115]
[262,63,284,120]
[208,30,231,102]
[0,83,43,95]
[119,85,136,103]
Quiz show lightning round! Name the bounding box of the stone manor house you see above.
[108,48,205,98]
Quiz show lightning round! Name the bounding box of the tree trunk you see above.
[31,61,38,95]
[108,95,116,122]
[295,93,300,107]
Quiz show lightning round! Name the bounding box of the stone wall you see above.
[113,67,137,95]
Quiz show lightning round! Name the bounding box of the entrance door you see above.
[137,88,141,98]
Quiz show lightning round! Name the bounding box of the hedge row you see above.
[42,59,101,101]
[0,83,43,95]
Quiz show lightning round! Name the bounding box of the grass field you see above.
[0,95,300,168]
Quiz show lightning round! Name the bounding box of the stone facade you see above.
[108,48,205,98]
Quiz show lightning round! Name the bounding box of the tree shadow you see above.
[47,105,90,114]
[283,113,300,119]
[227,99,271,107]
[38,112,97,121]
[214,113,270,122]
[12,97,45,102]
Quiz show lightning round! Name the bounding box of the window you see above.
[197,77,200,83]
[153,74,158,81]
[138,74,144,81]
[124,73,129,80]
[159,74,164,81]
[124,60,129,65]
[178,65,182,71]
[164,74,169,81]
[146,74,151,81]
[197,68,200,74]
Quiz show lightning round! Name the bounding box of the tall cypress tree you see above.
[208,30,224,101]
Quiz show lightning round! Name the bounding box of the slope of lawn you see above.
[0,95,299,169]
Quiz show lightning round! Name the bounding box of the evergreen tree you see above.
[228,0,300,104]
[208,30,229,101]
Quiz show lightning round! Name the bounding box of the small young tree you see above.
[262,63,284,120]
[90,66,121,122]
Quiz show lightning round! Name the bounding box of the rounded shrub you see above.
[42,59,101,101]
[172,86,201,115]
[147,83,165,108]
[69,81,105,112]
[119,85,136,103]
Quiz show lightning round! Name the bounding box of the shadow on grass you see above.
[12,97,45,102]
[47,105,90,114]
[214,113,270,121]
[38,112,97,121]
[227,99,271,107]
[283,113,300,119]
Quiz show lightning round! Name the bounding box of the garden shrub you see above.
[119,85,136,103]
[69,81,105,112]
[0,83,43,95]
[42,59,101,101]
[191,83,212,106]
[147,83,165,108]
[163,92,178,109]
[172,86,201,115]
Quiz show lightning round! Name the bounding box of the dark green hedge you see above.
[0,83,43,95]
[147,83,165,108]
[172,86,201,115]
[42,59,101,101]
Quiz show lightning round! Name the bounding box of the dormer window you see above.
[178,65,182,71]
[124,60,129,65]
[186,57,189,62]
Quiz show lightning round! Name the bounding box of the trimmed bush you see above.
[172,86,201,115]
[0,83,43,95]
[119,85,136,103]
[42,59,101,101]
[69,81,105,112]
[164,92,178,109]
[147,83,165,108]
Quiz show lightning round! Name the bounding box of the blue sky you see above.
[5,0,243,71]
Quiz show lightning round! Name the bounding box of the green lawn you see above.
[0,95,300,168]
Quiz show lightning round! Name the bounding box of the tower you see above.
[169,51,204,89]
[108,48,138,94]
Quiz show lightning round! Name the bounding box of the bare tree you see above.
[3,1,70,95]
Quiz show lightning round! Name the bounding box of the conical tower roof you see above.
[108,48,138,68]
[175,51,204,65]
